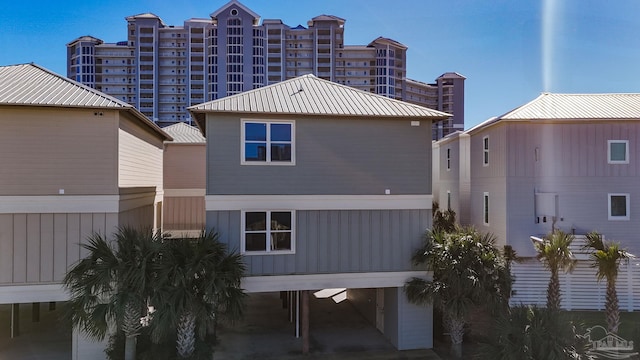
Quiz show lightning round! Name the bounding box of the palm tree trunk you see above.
[605,278,620,333]
[444,314,465,359]
[547,269,561,311]
[176,311,197,358]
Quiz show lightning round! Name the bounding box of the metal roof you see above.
[501,93,640,120]
[189,74,451,132]
[467,93,640,134]
[162,122,205,144]
[0,63,171,140]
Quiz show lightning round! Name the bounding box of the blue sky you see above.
[1,0,639,129]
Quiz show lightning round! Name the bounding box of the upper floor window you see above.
[608,193,629,221]
[446,148,451,170]
[483,136,489,166]
[483,192,490,225]
[242,210,295,254]
[608,140,629,164]
[241,120,294,165]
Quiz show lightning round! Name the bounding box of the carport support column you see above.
[10,303,19,338]
[302,290,309,354]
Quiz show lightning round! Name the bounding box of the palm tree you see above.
[405,226,512,358]
[584,231,632,333]
[151,230,246,359]
[533,229,576,311]
[63,227,161,360]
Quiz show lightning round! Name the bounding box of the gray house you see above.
[189,74,450,350]
[438,93,640,311]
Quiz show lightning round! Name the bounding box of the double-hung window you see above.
[608,140,629,164]
[446,148,451,170]
[483,192,490,225]
[608,194,630,220]
[242,210,295,254]
[242,120,294,164]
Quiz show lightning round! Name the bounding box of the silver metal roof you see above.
[501,93,640,120]
[189,74,451,131]
[0,63,171,140]
[162,122,205,144]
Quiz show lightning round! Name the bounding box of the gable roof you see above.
[467,92,640,134]
[210,0,260,21]
[0,63,171,140]
[162,122,205,144]
[188,74,451,132]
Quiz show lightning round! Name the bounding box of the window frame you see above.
[607,140,629,164]
[483,136,489,166]
[446,148,451,170]
[241,119,295,165]
[241,210,296,255]
[608,193,630,221]
[483,192,490,225]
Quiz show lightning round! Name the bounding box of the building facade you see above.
[189,74,451,350]
[67,0,464,137]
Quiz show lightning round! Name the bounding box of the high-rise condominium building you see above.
[67,0,463,138]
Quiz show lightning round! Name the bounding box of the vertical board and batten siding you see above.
[207,209,431,276]
[206,114,431,196]
[511,258,640,311]
[0,107,118,195]
[384,287,432,350]
[118,115,164,189]
[0,213,118,286]
[163,196,205,230]
[502,121,640,256]
[118,204,154,229]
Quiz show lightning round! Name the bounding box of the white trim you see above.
[163,188,206,197]
[608,193,630,221]
[608,140,629,164]
[446,148,451,170]
[0,284,68,304]
[206,194,433,211]
[241,210,296,255]
[0,195,119,214]
[241,119,295,166]
[482,136,489,166]
[241,271,431,293]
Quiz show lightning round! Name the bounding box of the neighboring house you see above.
[0,63,170,359]
[436,92,640,311]
[189,74,451,350]
[161,122,206,237]
[432,130,470,224]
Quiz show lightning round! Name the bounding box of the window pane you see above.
[611,196,627,217]
[246,212,266,230]
[271,144,291,161]
[610,142,626,161]
[271,123,291,141]
[245,123,266,141]
[271,233,291,251]
[245,233,266,251]
[245,143,267,161]
[271,212,291,230]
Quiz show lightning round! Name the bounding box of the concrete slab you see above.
[214,292,440,360]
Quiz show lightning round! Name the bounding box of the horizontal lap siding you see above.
[0,107,118,195]
[0,213,118,285]
[118,116,163,189]
[163,144,206,189]
[206,115,431,196]
[207,209,431,276]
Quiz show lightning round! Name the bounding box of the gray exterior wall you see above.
[207,209,431,276]
[434,132,470,225]
[206,114,432,195]
[384,286,432,350]
[469,120,640,257]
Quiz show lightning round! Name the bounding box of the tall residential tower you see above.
[67,0,463,138]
